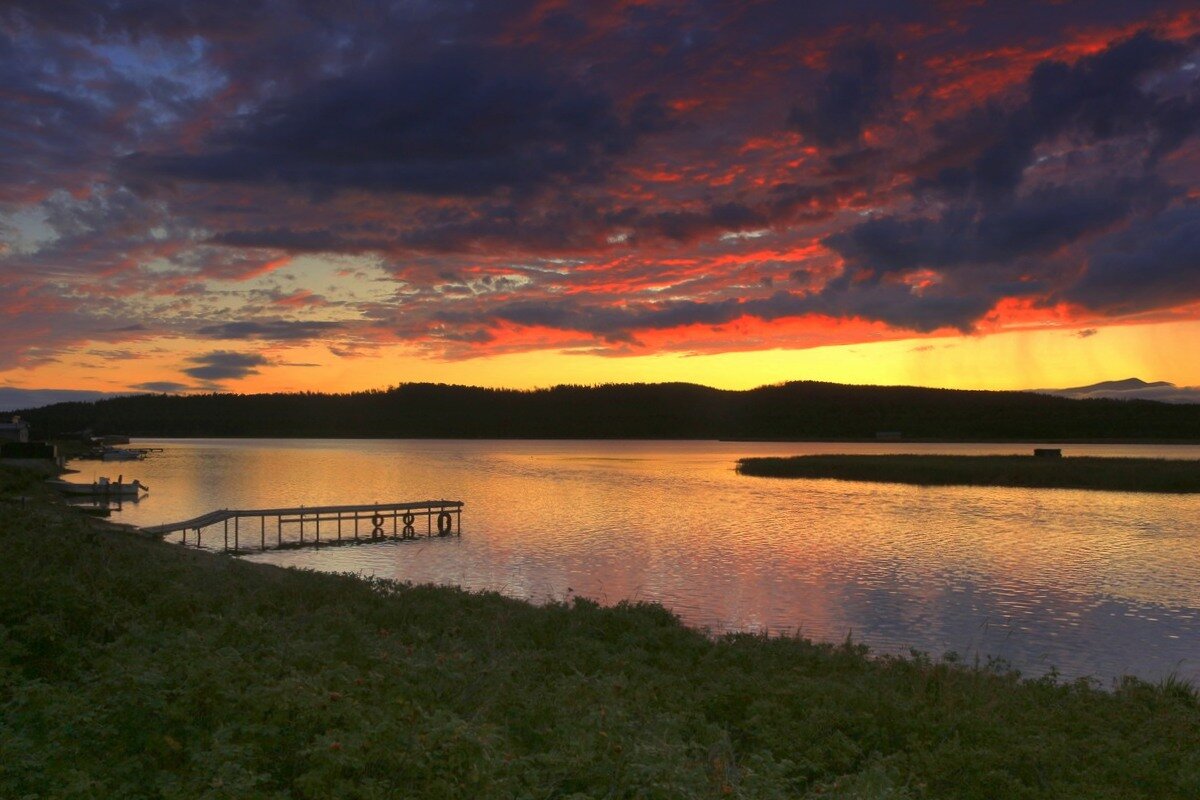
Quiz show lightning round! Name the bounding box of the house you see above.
[0,416,30,443]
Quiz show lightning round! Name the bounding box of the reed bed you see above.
[737,454,1200,493]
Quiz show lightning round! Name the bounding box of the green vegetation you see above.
[12,380,1200,441]
[3,470,1200,798]
[737,454,1200,493]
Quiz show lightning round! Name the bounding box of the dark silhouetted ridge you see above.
[11,381,1200,441]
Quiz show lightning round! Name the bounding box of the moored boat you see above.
[101,448,144,461]
[48,475,149,496]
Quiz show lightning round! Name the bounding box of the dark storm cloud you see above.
[398,203,602,253]
[443,282,997,340]
[807,29,1200,333]
[124,48,656,198]
[0,34,110,202]
[196,320,345,341]
[439,297,744,342]
[392,196,770,252]
[1066,205,1200,314]
[0,0,275,39]
[788,43,896,148]
[817,178,1181,331]
[207,228,371,253]
[922,31,1199,202]
[777,284,999,333]
[182,351,269,381]
[646,203,769,242]
[827,181,1161,278]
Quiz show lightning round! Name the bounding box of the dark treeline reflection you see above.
[15,382,1200,441]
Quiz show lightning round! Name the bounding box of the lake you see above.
[83,438,1200,685]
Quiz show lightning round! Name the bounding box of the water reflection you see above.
[94,439,1200,684]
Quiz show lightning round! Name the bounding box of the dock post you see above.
[428,510,432,537]
[224,518,228,552]
[261,516,265,551]
[316,515,320,546]
[234,516,239,552]
[277,515,282,548]
[337,512,342,542]
[300,512,304,544]
[456,507,461,535]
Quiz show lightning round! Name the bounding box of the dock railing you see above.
[142,500,463,554]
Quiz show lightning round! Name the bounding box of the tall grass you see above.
[2,471,1198,798]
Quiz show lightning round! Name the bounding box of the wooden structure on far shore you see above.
[141,500,463,554]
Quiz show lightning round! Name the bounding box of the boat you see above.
[48,475,149,496]
[101,448,145,461]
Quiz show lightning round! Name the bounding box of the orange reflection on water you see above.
[100,439,1200,683]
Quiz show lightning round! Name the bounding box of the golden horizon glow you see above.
[4,318,1199,395]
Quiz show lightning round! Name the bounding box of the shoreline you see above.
[6,466,1200,796]
[59,433,1200,444]
[737,454,1200,493]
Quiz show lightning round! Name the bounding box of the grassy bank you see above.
[736,454,1200,493]
[2,471,1199,798]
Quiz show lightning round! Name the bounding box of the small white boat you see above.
[49,476,149,496]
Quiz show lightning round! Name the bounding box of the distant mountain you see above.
[0,387,127,412]
[1035,378,1200,404]
[12,381,1200,441]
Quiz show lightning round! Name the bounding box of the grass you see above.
[736,454,1200,493]
[2,467,1199,798]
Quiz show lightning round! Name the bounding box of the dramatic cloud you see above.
[1067,205,1200,314]
[1,0,1200,383]
[182,351,269,382]
[789,43,896,148]
[131,381,192,393]
[196,320,345,341]
[919,30,1199,203]
[124,48,660,198]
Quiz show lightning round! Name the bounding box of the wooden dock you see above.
[142,500,463,554]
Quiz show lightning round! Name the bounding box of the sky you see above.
[1,1,1199,396]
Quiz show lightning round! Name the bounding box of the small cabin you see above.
[0,416,29,443]
[1033,448,1062,458]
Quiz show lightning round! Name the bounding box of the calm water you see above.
[83,438,1200,684]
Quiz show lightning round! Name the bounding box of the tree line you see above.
[11,381,1200,441]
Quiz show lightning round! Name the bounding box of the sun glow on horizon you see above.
[4,318,1198,397]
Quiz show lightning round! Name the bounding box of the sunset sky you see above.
[2,1,1199,396]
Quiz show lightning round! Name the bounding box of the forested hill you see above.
[11,381,1200,441]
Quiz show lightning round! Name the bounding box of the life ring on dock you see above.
[371,513,385,536]
[437,511,454,536]
[401,512,416,538]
